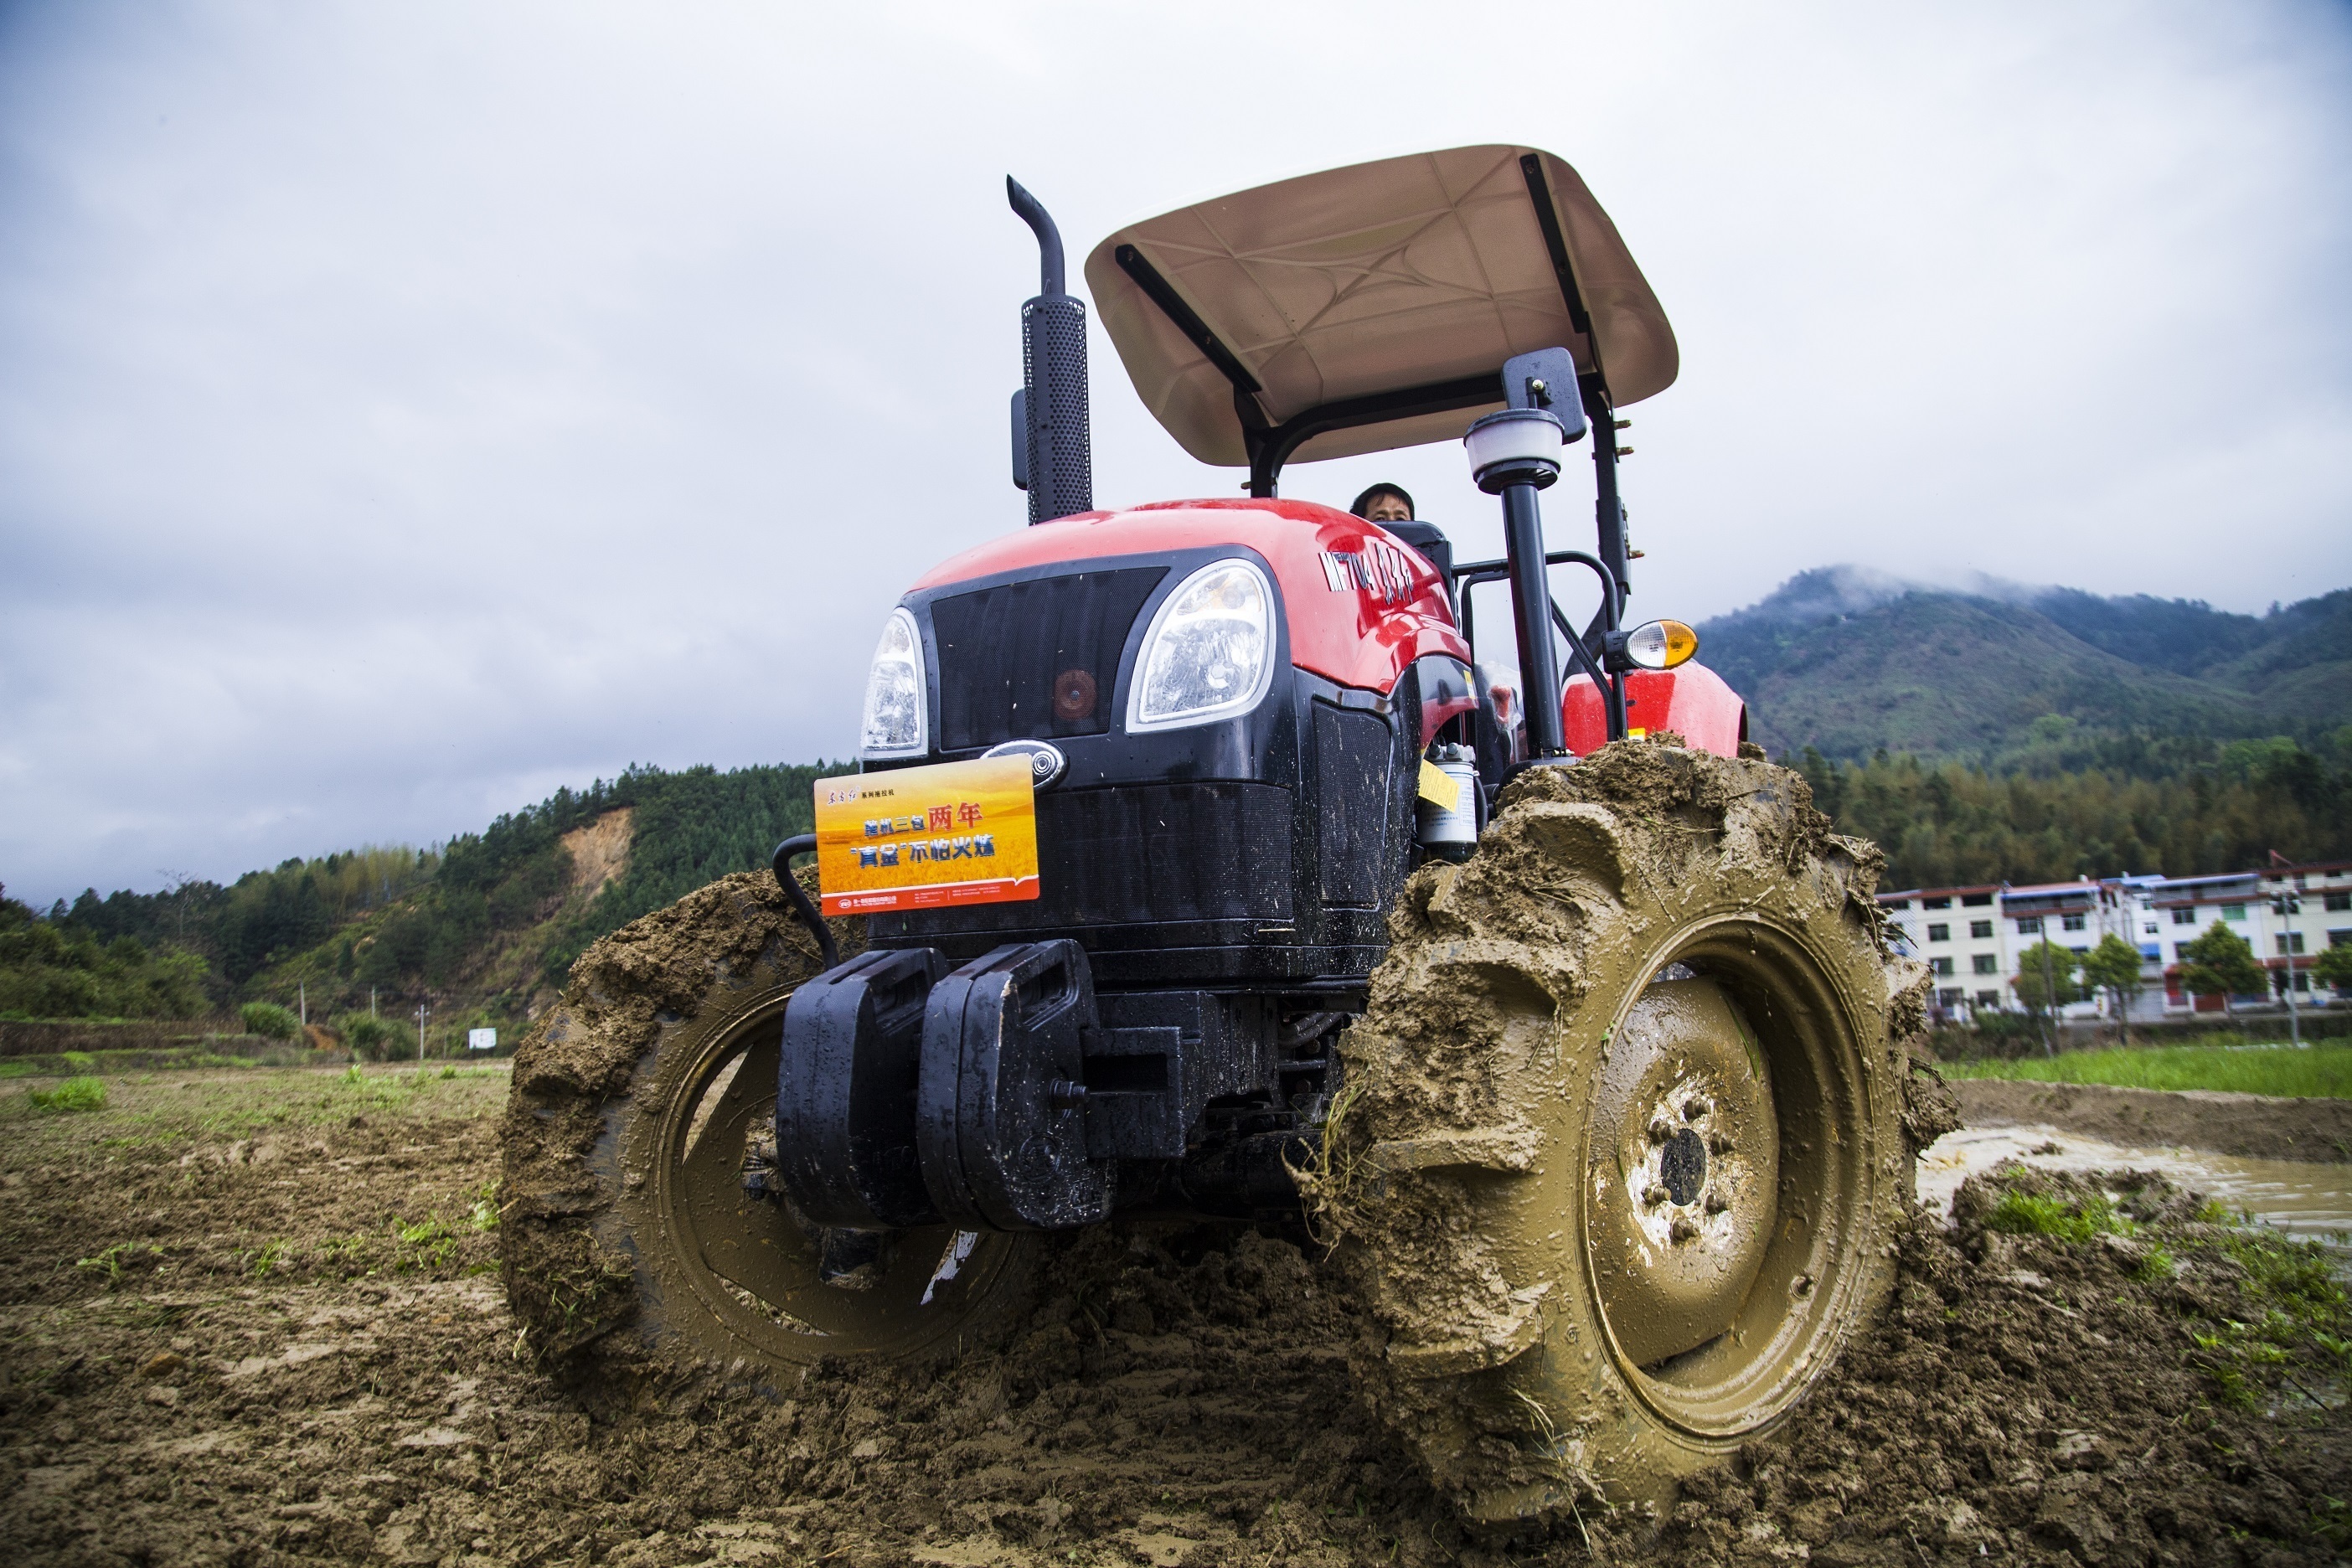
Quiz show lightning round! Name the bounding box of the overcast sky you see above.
[3,1,2349,906]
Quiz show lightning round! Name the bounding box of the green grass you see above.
[2179,1208,2351,1411]
[0,1044,308,1078]
[3,1062,509,1165]
[1942,1043,2352,1098]
[24,1075,107,1113]
[1985,1189,2136,1242]
[1977,1173,2349,1416]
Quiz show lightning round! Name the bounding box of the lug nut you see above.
[1683,1098,1710,1121]
[1647,1119,1673,1144]
[1704,1188,1730,1215]
[1709,1132,1734,1156]
[1669,1216,1700,1243]
[1643,1184,1670,1207]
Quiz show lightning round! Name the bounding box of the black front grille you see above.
[874,781,1293,941]
[931,568,1166,750]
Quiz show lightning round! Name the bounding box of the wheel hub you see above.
[1586,976,1778,1369]
[651,999,1014,1354]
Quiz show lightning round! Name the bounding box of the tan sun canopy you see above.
[1084,145,1676,477]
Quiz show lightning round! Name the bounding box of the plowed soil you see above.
[2,1066,2345,1566]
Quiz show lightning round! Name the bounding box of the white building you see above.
[1878,882,2023,1023]
[2169,859,2352,1012]
[1877,859,2349,1024]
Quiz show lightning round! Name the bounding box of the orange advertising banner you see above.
[813,756,1041,917]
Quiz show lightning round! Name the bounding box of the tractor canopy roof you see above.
[1084,145,1677,479]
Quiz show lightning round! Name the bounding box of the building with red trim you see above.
[1877,859,2349,1024]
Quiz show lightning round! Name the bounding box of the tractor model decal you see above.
[1318,540,1419,607]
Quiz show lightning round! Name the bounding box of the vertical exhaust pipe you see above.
[1008,177,1092,525]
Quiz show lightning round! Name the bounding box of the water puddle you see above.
[1921,1124,2352,1244]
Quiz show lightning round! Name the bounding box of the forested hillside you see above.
[16,761,843,1040]
[1700,573,2352,761]
[0,890,210,1020]
[1791,733,2351,891]
[1697,573,2352,888]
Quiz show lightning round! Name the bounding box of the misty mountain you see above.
[1700,570,2352,761]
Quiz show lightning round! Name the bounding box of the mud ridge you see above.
[1955,1079,2352,1164]
[2,1067,2347,1564]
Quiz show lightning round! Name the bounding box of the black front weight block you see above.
[917,940,1115,1231]
[775,947,947,1230]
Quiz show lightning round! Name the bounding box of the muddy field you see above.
[0,1065,2345,1566]
[1953,1080,2352,1164]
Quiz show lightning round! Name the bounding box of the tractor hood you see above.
[1084,145,1677,472]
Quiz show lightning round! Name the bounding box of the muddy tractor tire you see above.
[1319,743,1942,1523]
[500,871,1041,1390]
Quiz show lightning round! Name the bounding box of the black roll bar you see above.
[1453,551,1622,730]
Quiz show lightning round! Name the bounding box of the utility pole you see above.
[299,981,307,1032]
[415,1001,429,1062]
[2273,890,2302,1047]
[2039,941,2055,1056]
[370,986,378,1019]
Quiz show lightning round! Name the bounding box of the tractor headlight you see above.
[859,607,928,758]
[1622,619,1698,671]
[1127,559,1275,732]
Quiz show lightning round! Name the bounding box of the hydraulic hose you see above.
[771,834,839,972]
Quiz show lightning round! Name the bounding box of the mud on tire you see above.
[1315,743,1952,1522]
[500,871,1040,1394]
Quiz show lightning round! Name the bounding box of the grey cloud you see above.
[3,0,2348,905]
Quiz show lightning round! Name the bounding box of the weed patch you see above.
[2174,1201,2347,1414]
[25,1076,106,1114]
[238,1240,287,1278]
[392,1205,498,1277]
[1985,1188,2134,1243]
[75,1241,162,1287]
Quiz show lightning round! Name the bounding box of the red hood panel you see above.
[910,499,1469,697]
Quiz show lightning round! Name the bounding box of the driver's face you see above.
[1366,494,1412,523]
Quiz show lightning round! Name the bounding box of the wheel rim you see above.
[642,984,1024,1360]
[1586,976,1779,1369]
[1580,916,1883,1437]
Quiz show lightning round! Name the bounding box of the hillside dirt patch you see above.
[560,807,635,899]
[1,1067,2345,1565]
[1956,1079,2352,1163]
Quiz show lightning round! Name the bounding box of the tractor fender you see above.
[1563,660,1747,757]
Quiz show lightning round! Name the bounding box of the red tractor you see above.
[503,146,1931,1520]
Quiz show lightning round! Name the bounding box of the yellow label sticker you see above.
[812,756,1040,916]
[1416,759,1461,812]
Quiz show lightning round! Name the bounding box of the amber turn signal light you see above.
[1623,619,1698,671]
